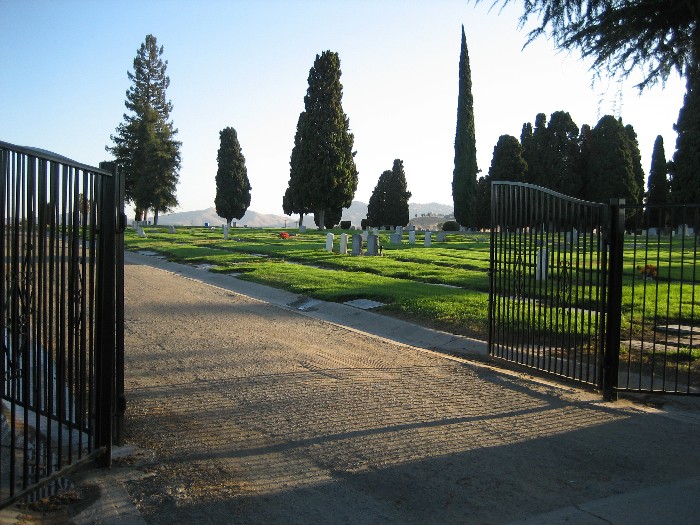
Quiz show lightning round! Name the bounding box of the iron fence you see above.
[490,181,700,398]
[489,182,608,389]
[0,141,123,506]
[613,203,699,395]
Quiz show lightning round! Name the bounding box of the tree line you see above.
[454,0,700,230]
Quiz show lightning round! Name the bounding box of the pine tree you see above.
[646,135,669,228]
[295,51,358,230]
[670,68,700,206]
[452,26,478,228]
[215,127,251,225]
[107,34,180,223]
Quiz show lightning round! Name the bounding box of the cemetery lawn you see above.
[125,226,492,339]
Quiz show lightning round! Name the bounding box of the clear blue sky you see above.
[1,0,687,216]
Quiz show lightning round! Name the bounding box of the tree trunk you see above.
[227,218,232,227]
[154,209,159,225]
[317,209,325,231]
[299,213,304,227]
[135,208,143,222]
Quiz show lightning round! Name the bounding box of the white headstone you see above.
[536,248,548,281]
[648,227,658,237]
[373,227,379,236]
[299,225,307,233]
[409,230,416,244]
[325,233,334,252]
[137,227,146,238]
[168,225,176,234]
[424,231,432,247]
[362,231,368,242]
[351,234,363,256]
[366,233,378,255]
[339,233,348,254]
[390,233,402,244]
[436,232,446,242]
[223,225,229,240]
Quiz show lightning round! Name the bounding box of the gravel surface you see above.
[114,258,700,524]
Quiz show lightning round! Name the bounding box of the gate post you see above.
[603,198,625,401]
[95,163,117,465]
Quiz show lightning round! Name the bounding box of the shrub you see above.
[340,220,351,230]
[442,220,460,232]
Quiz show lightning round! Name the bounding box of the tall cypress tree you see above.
[296,51,358,230]
[215,127,251,226]
[670,67,700,206]
[452,25,478,228]
[107,34,181,223]
[646,135,669,228]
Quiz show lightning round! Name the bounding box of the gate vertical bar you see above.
[603,198,625,400]
[94,170,116,466]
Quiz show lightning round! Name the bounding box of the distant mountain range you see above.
[152,201,454,229]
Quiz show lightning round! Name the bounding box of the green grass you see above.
[126,226,492,338]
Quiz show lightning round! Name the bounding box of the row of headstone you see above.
[639,225,695,237]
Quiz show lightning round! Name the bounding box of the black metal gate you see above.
[489,182,700,398]
[0,141,124,506]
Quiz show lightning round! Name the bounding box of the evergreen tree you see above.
[296,51,358,230]
[385,159,412,227]
[283,111,312,226]
[107,34,180,223]
[577,124,593,200]
[474,175,492,230]
[489,135,527,183]
[521,113,548,186]
[367,170,391,228]
[452,25,478,228]
[670,68,700,206]
[585,115,639,204]
[624,123,645,204]
[547,111,581,196]
[646,135,669,228]
[367,159,412,227]
[484,0,699,90]
[215,127,251,225]
[313,207,342,229]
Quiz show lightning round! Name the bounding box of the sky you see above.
[1,0,688,217]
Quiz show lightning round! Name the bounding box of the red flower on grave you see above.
[280,232,290,239]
